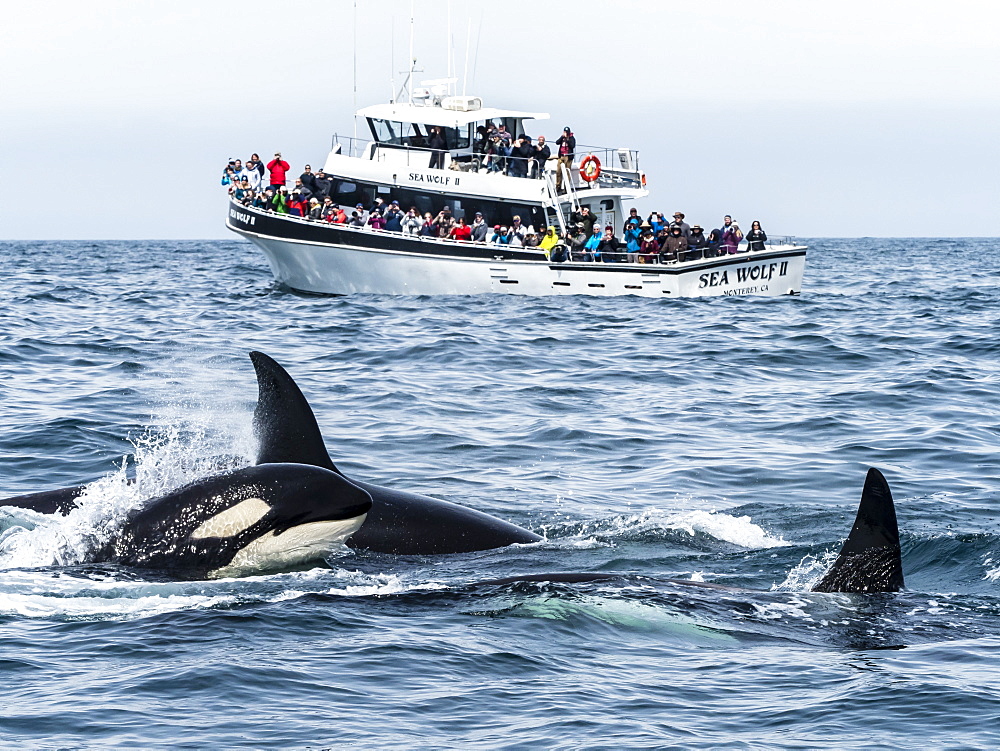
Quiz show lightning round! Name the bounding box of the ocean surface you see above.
[1,237,1000,749]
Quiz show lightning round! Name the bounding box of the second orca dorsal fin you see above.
[250,351,339,474]
[812,468,904,594]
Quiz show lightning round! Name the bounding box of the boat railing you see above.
[236,202,801,262]
[327,134,644,190]
[592,242,799,264]
[571,144,643,189]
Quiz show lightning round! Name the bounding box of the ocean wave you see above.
[541,508,789,550]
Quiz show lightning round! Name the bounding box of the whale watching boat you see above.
[226,82,807,298]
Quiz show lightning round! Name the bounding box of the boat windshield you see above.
[368,118,470,150]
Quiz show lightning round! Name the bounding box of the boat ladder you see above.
[559,161,582,214]
[543,171,569,237]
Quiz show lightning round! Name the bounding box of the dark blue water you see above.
[2,238,1000,748]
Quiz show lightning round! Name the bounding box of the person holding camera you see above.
[532,135,551,179]
[428,127,447,169]
[508,136,532,178]
[555,127,576,192]
[267,153,290,191]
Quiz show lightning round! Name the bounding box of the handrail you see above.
[231,201,803,262]
[327,133,645,190]
[542,171,567,236]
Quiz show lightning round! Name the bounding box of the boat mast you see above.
[394,3,417,105]
[446,0,453,96]
[352,0,358,139]
[462,16,471,96]
[407,4,415,104]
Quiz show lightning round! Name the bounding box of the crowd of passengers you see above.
[553,208,766,263]
[222,154,768,263]
[395,122,573,185]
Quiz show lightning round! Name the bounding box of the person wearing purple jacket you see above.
[721,218,743,254]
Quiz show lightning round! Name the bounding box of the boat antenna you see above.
[471,8,483,93]
[462,16,471,96]
[390,16,395,103]
[394,4,419,104]
[446,0,453,95]
[407,3,415,103]
[354,0,358,141]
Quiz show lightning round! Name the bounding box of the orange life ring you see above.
[579,155,601,183]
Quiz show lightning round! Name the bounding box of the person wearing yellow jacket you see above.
[538,226,560,260]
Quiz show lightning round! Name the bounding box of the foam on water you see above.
[772,550,840,591]
[984,555,1000,582]
[0,563,436,621]
[551,507,789,549]
[0,419,252,571]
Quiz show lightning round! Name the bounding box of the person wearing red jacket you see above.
[449,217,473,242]
[267,152,290,190]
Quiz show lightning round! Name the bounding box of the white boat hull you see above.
[227,203,806,298]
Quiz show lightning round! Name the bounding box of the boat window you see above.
[368,118,399,144]
[368,118,469,150]
[436,126,469,151]
[368,119,423,146]
[330,179,362,207]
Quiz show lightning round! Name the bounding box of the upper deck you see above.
[321,94,648,216]
[356,99,549,130]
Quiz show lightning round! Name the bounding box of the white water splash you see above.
[0,421,252,571]
[772,550,840,591]
[748,599,815,622]
[0,564,440,622]
[983,554,1000,582]
[322,568,447,597]
[555,508,790,550]
[661,509,789,549]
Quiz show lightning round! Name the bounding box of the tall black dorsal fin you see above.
[250,352,339,473]
[813,468,904,593]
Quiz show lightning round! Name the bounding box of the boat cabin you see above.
[321,93,648,235]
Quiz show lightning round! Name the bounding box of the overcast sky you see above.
[2,0,998,239]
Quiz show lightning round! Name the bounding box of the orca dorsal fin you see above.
[250,352,339,473]
[812,468,904,593]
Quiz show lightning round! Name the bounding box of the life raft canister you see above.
[579,155,601,183]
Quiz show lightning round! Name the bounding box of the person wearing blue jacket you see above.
[624,223,642,262]
[583,224,602,261]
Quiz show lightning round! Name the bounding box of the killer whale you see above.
[92,463,371,579]
[0,352,541,555]
[1,485,84,515]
